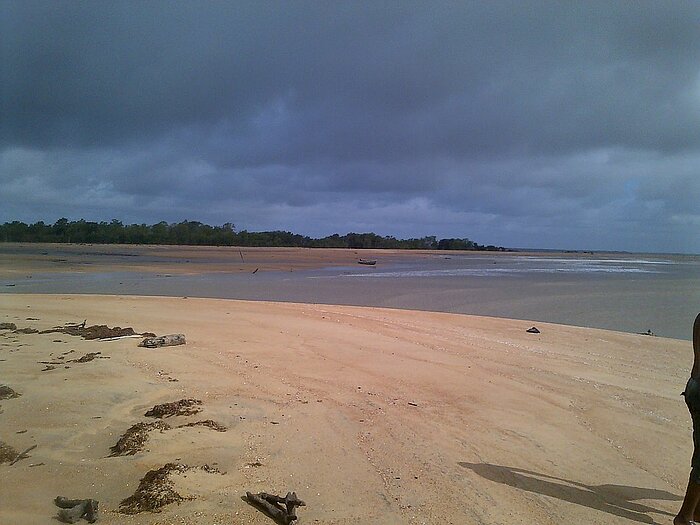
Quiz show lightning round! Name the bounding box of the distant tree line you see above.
[0,219,508,251]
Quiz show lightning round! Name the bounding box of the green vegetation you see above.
[0,219,508,251]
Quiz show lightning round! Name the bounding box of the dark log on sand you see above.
[9,444,36,465]
[245,491,305,524]
[139,334,186,348]
[55,497,99,523]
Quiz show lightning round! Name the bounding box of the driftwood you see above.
[139,334,186,348]
[14,327,39,334]
[55,497,99,523]
[245,491,306,524]
[9,444,37,465]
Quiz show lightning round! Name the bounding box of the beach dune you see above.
[0,294,692,524]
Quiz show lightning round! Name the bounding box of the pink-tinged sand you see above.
[0,294,691,524]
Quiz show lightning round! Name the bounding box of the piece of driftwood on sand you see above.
[9,444,37,465]
[139,334,186,348]
[55,497,99,523]
[245,491,306,524]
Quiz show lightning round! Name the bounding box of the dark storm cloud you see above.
[2,1,700,252]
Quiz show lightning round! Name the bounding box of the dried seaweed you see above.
[145,399,202,418]
[71,352,109,363]
[41,324,139,340]
[177,419,227,432]
[0,441,18,464]
[119,463,190,514]
[118,463,218,514]
[109,421,171,456]
[0,322,17,330]
[0,385,21,400]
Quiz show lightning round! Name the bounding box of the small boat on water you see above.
[357,259,377,266]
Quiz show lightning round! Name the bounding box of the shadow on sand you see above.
[459,462,680,524]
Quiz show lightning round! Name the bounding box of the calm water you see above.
[2,250,699,340]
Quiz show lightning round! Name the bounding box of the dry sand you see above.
[0,293,693,524]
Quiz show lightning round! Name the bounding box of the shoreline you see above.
[2,242,697,340]
[0,293,692,523]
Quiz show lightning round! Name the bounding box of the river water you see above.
[2,249,699,340]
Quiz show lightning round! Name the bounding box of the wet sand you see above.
[0,243,440,277]
[0,293,693,524]
[2,243,698,339]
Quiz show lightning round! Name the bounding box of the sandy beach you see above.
[0,293,693,524]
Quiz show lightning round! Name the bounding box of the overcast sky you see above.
[2,2,699,253]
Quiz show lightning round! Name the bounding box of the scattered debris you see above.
[9,444,37,465]
[55,496,99,523]
[0,441,18,464]
[110,421,171,456]
[177,420,227,432]
[139,334,186,348]
[246,461,263,468]
[72,352,109,363]
[639,329,656,336]
[0,323,17,330]
[145,399,203,418]
[526,326,541,334]
[41,323,145,340]
[245,491,306,525]
[0,385,21,400]
[14,327,39,334]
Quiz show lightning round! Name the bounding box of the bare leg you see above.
[675,476,700,524]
